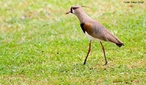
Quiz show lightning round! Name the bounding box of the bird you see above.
[66,6,124,65]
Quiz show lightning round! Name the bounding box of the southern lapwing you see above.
[66,6,124,65]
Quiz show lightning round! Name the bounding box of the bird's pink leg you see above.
[83,40,91,65]
[100,41,108,65]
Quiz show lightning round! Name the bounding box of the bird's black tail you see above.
[116,43,124,47]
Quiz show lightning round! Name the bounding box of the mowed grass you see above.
[0,0,146,84]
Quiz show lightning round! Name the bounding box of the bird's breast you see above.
[80,22,93,34]
[80,22,100,41]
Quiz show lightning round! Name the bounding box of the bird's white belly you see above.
[85,32,99,41]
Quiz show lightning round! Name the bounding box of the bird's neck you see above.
[75,12,93,23]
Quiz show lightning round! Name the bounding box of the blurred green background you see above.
[0,0,146,84]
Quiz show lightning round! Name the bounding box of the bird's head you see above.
[66,6,83,15]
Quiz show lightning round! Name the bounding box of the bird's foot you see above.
[103,61,108,66]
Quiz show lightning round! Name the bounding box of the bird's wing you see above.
[92,21,123,45]
[80,21,107,41]
[80,21,123,45]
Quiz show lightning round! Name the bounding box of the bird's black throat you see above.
[80,23,85,33]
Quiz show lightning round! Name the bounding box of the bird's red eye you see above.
[72,8,77,10]
[72,7,79,10]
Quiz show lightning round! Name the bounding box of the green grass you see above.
[0,0,146,84]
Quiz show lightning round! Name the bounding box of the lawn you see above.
[0,0,146,84]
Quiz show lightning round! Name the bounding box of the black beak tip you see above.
[66,11,70,14]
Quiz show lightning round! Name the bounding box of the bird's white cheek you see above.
[72,10,75,14]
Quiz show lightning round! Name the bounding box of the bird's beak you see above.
[66,10,71,14]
